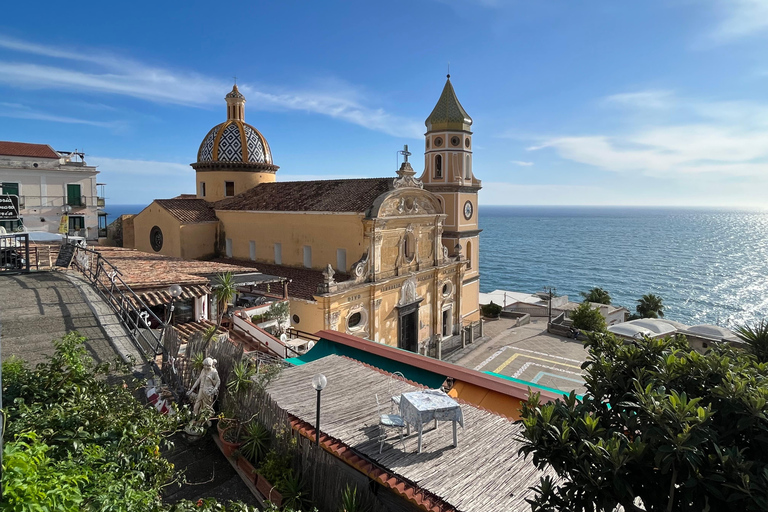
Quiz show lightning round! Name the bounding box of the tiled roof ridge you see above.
[288,414,457,512]
[155,197,218,224]
[0,140,60,159]
[263,177,391,185]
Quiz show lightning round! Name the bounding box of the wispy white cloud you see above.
[530,89,768,179]
[0,102,124,129]
[603,90,674,109]
[0,36,422,138]
[709,0,768,41]
[511,160,534,166]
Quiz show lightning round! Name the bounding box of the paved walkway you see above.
[449,317,589,395]
[0,271,142,367]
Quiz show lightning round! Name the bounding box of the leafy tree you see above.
[580,287,611,305]
[1,333,260,512]
[734,319,768,363]
[636,293,664,318]
[519,332,768,512]
[569,301,607,332]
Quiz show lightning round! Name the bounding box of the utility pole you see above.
[544,286,557,323]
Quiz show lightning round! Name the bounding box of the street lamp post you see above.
[168,284,182,325]
[311,373,327,447]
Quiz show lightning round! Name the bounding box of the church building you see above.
[126,77,481,356]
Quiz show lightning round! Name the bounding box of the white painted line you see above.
[511,346,583,364]
[473,346,509,371]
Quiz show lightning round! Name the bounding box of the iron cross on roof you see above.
[399,144,411,163]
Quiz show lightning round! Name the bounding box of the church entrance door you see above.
[397,300,421,353]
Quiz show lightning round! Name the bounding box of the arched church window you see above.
[435,155,442,178]
[465,155,471,179]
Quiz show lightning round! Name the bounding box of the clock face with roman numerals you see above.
[463,201,473,220]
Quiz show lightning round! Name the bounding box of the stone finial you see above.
[323,263,336,284]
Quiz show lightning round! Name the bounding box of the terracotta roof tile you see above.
[0,141,59,159]
[155,198,218,224]
[213,258,350,301]
[214,178,392,213]
[93,247,259,291]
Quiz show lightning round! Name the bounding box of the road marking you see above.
[511,347,583,364]
[512,361,582,379]
[531,371,584,385]
[492,352,582,374]
[473,346,509,371]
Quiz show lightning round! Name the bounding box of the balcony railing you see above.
[66,195,87,208]
[97,197,105,208]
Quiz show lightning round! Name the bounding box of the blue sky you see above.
[1,0,767,207]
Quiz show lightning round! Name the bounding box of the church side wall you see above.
[288,299,325,335]
[179,222,218,259]
[215,210,366,271]
[132,204,182,257]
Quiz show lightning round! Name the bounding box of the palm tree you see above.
[580,287,612,305]
[203,272,236,352]
[636,293,664,319]
[734,319,768,363]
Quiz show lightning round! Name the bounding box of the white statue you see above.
[187,357,220,418]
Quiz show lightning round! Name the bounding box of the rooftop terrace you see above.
[266,353,554,511]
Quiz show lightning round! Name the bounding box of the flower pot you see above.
[219,426,243,458]
[256,472,282,507]
[217,418,236,437]
[236,455,258,485]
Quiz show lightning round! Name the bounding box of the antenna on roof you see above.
[447,62,450,79]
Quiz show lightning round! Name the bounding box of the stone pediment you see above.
[368,188,442,219]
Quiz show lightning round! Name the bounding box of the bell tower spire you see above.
[419,75,482,325]
[225,84,246,121]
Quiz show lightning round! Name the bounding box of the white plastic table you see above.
[399,389,464,453]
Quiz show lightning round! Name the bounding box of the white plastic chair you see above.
[375,393,406,453]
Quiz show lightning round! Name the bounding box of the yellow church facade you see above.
[127,78,481,356]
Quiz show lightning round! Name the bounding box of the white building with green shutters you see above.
[0,141,106,240]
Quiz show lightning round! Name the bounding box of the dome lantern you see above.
[225,84,246,121]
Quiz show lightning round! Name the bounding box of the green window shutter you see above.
[1,182,19,196]
[67,184,82,206]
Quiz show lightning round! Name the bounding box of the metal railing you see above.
[12,195,101,209]
[0,233,31,274]
[69,245,167,371]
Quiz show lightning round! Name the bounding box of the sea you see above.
[107,204,768,328]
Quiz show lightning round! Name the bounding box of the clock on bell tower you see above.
[419,75,482,324]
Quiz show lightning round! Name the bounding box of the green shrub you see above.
[481,301,503,318]
[569,301,606,332]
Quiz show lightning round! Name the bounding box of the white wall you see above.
[0,155,101,239]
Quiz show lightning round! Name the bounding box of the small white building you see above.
[480,289,628,325]
[0,141,106,241]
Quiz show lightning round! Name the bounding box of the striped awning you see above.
[137,284,211,307]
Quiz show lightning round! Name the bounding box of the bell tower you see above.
[420,75,482,323]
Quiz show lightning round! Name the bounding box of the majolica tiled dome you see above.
[193,85,277,171]
[197,120,273,164]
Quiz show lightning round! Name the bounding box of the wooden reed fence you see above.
[192,345,388,512]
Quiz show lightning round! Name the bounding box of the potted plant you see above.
[217,360,256,455]
[256,448,291,507]
[236,421,270,484]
